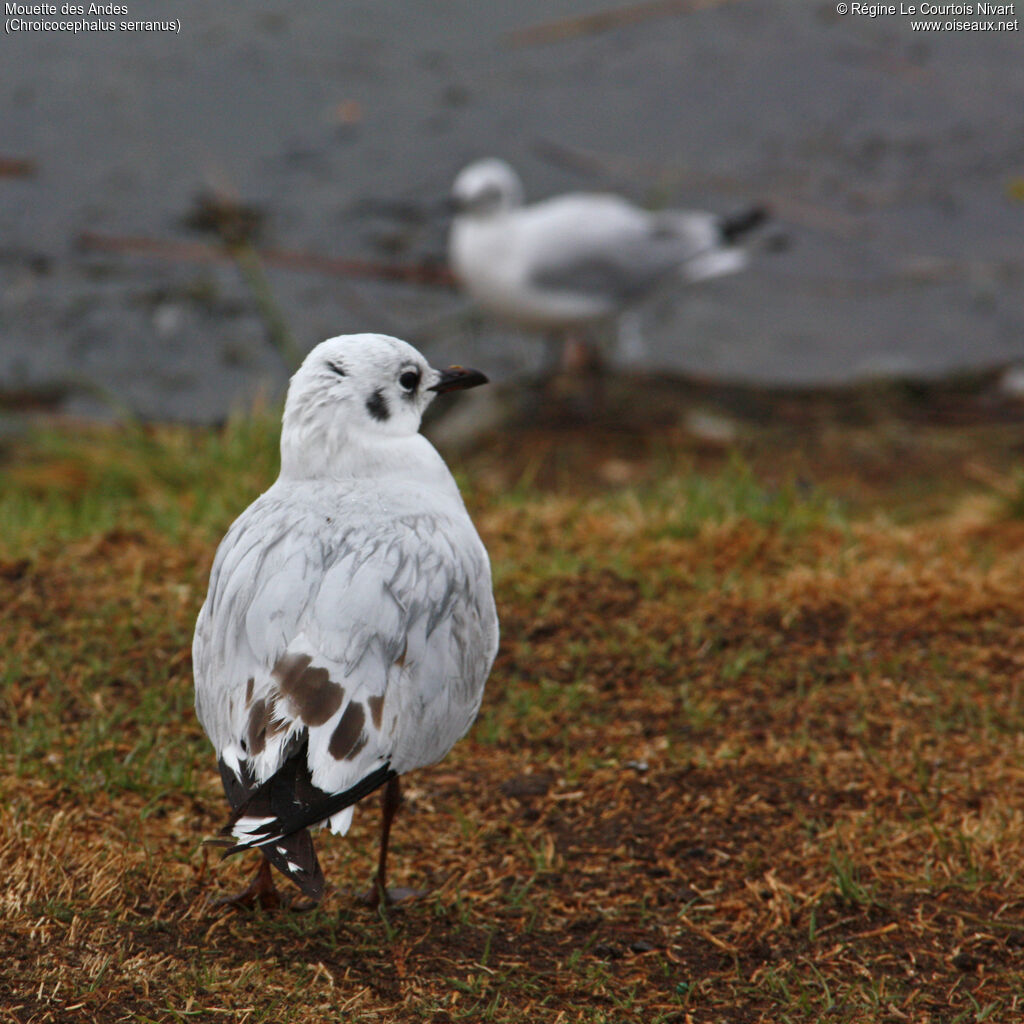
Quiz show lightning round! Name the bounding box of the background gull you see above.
[448,157,768,369]
[192,333,499,908]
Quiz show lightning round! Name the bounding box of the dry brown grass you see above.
[2,410,1024,1022]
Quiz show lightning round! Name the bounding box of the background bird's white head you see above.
[280,333,487,480]
[451,158,525,217]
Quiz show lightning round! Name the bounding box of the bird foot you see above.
[212,859,291,912]
[212,884,281,912]
[212,883,321,913]
[359,883,425,909]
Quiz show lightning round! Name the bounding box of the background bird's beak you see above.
[431,195,462,217]
[429,365,489,393]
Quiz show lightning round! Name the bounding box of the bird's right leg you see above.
[362,776,423,908]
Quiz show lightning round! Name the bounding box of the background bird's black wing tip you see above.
[720,205,770,242]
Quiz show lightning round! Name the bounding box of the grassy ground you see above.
[2,394,1024,1023]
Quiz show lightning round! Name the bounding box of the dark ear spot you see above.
[366,389,390,422]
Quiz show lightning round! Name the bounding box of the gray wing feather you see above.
[194,486,498,798]
[527,204,724,303]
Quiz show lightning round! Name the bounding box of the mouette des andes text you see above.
[6,3,127,13]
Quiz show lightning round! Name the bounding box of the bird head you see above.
[450,158,525,217]
[280,334,487,478]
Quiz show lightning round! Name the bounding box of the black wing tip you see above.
[262,832,327,902]
[206,834,327,901]
[219,761,398,856]
[720,205,769,243]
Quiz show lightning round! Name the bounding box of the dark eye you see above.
[399,370,420,392]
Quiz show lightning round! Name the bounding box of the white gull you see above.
[192,333,498,907]
[448,157,767,366]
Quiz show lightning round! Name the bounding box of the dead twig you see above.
[230,244,304,371]
[507,0,746,48]
[963,460,1020,500]
[77,232,455,289]
[0,156,36,179]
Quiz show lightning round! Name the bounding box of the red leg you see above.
[375,775,402,898]
[213,856,282,911]
[363,776,422,907]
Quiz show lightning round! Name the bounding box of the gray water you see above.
[2,0,1023,421]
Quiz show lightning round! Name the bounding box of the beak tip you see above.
[429,365,489,394]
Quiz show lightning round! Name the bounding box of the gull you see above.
[192,333,498,908]
[448,157,767,367]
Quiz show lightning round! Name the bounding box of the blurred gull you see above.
[193,333,498,908]
[448,157,767,367]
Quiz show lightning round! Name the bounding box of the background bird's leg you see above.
[547,328,607,420]
[541,331,564,373]
[560,332,594,374]
[214,854,281,911]
[363,776,422,908]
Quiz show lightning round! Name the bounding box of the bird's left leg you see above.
[362,776,423,908]
[213,854,282,911]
